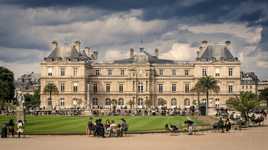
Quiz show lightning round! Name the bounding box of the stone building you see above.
[240,72,259,95]
[40,40,241,113]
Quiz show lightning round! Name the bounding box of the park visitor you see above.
[16,120,24,138]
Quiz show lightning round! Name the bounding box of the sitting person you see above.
[165,124,179,133]
[225,118,232,132]
[87,118,95,136]
[8,119,15,137]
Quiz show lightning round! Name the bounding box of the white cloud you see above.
[160,43,196,61]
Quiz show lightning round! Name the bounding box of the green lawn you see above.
[0,115,207,134]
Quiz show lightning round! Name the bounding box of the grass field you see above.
[0,115,207,134]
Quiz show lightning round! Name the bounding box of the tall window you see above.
[106,84,111,92]
[105,98,111,105]
[96,69,100,76]
[172,84,176,92]
[60,97,64,106]
[119,84,123,93]
[159,84,163,93]
[185,83,190,93]
[184,70,189,76]
[228,85,233,93]
[172,69,176,76]
[108,69,112,76]
[228,68,233,76]
[92,98,98,106]
[60,67,65,76]
[138,82,143,93]
[215,68,220,77]
[137,98,143,106]
[159,69,163,76]
[73,67,78,76]
[73,82,78,92]
[202,68,207,76]
[120,69,125,76]
[184,98,190,106]
[48,67,53,76]
[93,83,97,93]
[118,98,124,105]
[60,82,65,92]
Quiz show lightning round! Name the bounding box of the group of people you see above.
[86,118,128,138]
[165,117,195,135]
[1,119,24,138]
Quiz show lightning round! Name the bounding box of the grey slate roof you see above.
[113,48,175,64]
[46,46,92,61]
[200,45,234,61]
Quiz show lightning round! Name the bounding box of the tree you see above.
[198,76,220,115]
[259,88,268,107]
[191,81,204,108]
[24,88,40,110]
[0,67,15,109]
[226,92,262,123]
[43,83,58,109]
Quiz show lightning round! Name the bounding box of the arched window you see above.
[157,98,166,106]
[105,98,111,106]
[118,98,124,105]
[137,98,143,106]
[171,98,177,106]
[111,99,117,105]
[184,98,190,106]
[92,97,98,106]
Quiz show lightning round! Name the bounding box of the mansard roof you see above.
[113,48,175,64]
[44,42,94,62]
[199,44,236,61]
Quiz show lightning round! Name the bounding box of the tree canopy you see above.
[0,66,15,107]
[259,88,268,106]
[226,92,262,122]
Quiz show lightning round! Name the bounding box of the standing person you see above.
[225,118,232,132]
[184,117,194,135]
[218,117,225,133]
[120,118,128,136]
[8,119,15,137]
[1,123,8,138]
[87,117,94,136]
[16,120,24,138]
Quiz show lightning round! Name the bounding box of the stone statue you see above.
[16,91,25,108]
[16,91,25,122]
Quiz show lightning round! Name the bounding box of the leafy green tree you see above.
[191,81,204,108]
[226,92,262,123]
[43,83,58,109]
[198,76,220,115]
[0,66,15,109]
[259,88,268,107]
[24,88,40,110]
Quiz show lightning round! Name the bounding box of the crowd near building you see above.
[39,40,248,115]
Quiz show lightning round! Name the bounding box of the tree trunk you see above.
[206,90,209,116]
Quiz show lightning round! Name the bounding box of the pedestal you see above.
[16,106,25,122]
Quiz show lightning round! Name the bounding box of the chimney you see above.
[130,48,134,58]
[51,40,58,49]
[74,41,81,51]
[155,48,159,58]
[225,41,231,48]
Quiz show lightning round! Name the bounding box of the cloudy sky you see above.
[0,0,268,79]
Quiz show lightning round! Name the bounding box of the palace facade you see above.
[40,40,241,113]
